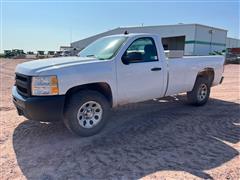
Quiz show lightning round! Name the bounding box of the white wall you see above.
[184,44,195,55]
[193,25,227,55]
[226,37,240,48]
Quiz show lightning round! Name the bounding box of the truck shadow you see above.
[13,96,240,179]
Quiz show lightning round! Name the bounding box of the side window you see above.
[122,37,158,64]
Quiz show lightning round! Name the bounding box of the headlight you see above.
[31,76,59,96]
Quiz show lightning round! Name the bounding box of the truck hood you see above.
[15,56,99,75]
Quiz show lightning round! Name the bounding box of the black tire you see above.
[187,77,211,106]
[64,90,110,137]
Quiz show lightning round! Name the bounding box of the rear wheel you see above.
[187,77,211,106]
[64,90,110,137]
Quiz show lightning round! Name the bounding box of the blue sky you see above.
[1,0,239,52]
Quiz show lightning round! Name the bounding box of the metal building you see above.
[71,24,237,56]
[226,37,240,48]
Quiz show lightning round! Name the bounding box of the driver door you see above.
[116,37,165,105]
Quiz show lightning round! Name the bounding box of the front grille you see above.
[15,73,31,97]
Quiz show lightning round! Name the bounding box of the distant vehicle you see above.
[47,51,55,58]
[226,48,240,64]
[54,51,62,57]
[61,51,71,56]
[4,49,25,58]
[13,33,224,136]
[36,51,45,59]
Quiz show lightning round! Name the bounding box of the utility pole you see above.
[70,27,72,45]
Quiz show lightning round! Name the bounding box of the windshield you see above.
[78,36,127,60]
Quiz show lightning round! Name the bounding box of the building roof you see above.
[227,37,240,40]
[71,23,228,46]
[117,23,227,31]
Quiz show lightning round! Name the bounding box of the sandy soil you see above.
[0,58,239,180]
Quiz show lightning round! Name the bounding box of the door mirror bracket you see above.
[122,56,130,65]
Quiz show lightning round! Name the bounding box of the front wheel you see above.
[187,77,211,106]
[64,90,110,137]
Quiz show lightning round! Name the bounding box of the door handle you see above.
[151,67,162,71]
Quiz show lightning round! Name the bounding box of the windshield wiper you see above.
[85,54,106,60]
[86,54,96,57]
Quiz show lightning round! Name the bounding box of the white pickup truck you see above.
[13,33,224,136]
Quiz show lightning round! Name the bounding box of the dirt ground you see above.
[0,59,239,180]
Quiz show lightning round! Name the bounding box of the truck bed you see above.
[165,55,225,96]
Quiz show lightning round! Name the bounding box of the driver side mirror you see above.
[122,55,130,65]
[122,52,143,65]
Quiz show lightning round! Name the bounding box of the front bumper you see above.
[12,86,65,122]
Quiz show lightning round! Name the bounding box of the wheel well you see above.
[197,68,215,85]
[65,82,113,106]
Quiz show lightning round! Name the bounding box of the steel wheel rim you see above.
[77,101,103,129]
[197,84,208,101]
